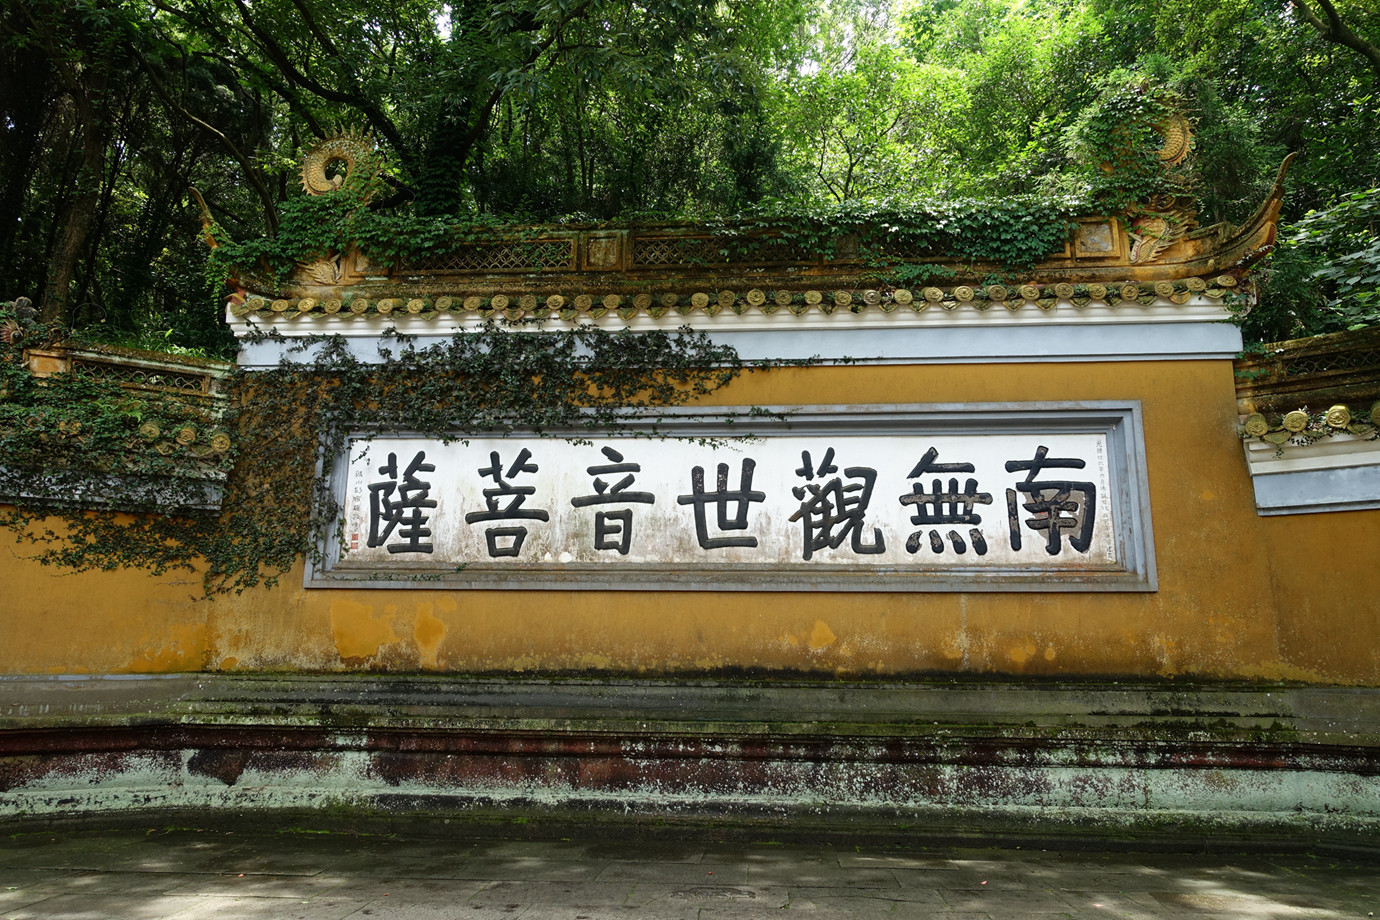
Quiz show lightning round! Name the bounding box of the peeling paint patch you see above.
[412,604,446,670]
[330,601,399,663]
[5,741,1380,843]
[122,624,208,673]
[808,621,837,652]
[187,749,250,786]
[1152,634,1181,678]
[1008,641,1038,667]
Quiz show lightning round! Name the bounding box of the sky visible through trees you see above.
[2,0,1378,350]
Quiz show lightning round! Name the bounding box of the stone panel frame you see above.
[306,402,1156,592]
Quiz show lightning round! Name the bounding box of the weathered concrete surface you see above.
[3,676,1378,851]
[0,826,1375,919]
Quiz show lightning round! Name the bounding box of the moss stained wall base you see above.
[2,676,1377,849]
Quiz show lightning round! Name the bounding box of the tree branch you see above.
[149,2,330,141]
[453,0,597,154]
[131,45,279,233]
[1292,0,1380,82]
[220,0,414,168]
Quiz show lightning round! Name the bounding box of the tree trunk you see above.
[40,79,109,325]
[0,41,53,291]
[41,173,101,325]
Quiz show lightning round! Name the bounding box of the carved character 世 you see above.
[676,458,765,549]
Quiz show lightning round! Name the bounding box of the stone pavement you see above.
[0,826,1376,919]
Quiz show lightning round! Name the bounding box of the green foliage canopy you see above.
[3,0,1379,345]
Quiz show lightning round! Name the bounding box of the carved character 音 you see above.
[571,446,655,555]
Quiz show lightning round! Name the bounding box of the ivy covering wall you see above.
[1,307,761,594]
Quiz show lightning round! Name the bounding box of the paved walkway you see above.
[0,826,1375,918]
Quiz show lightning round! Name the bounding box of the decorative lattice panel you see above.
[741,236,812,263]
[869,240,940,262]
[405,240,575,273]
[632,235,810,267]
[632,236,721,267]
[73,360,211,395]
[1282,349,1380,377]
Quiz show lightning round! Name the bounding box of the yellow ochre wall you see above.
[3,359,1378,684]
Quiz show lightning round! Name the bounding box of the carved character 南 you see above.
[1004,445,1096,555]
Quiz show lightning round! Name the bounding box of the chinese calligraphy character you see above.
[1005,445,1096,555]
[464,448,550,558]
[367,450,437,554]
[571,446,656,555]
[676,458,765,549]
[789,448,884,560]
[899,446,993,554]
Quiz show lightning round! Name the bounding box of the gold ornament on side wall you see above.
[298,254,343,286]
[1127,191,1199,265]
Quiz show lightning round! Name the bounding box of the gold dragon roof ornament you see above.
[1156,112,1193,167]
[1127,104,1198,264]
[300,127,382,200]
[293,128,384,287]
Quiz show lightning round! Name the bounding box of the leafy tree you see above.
[5,0,1380,349]
[4,1,129,324]
[774,42,966,203]
[1291,0,1380,83]
[145,0,785,215]
[1289,187,1380,329]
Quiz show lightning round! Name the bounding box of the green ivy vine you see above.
[213,189,1087,288]
[1063,77,1196,215]
[1,307,760,595]
[209,80,1204,290]
[710,195,1083,274]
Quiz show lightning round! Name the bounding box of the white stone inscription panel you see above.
[310,404,1155,591]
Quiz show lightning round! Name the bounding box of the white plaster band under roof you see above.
[230,296,1245,368]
